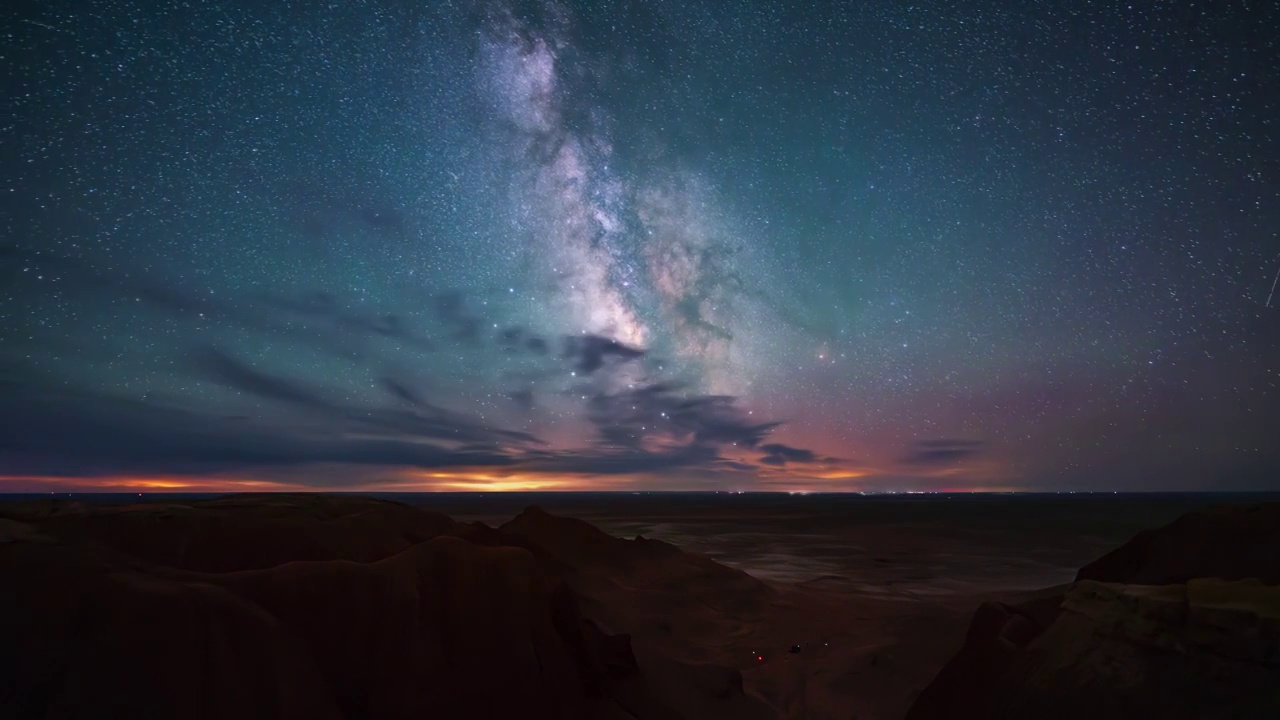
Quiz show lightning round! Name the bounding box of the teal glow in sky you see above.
[3,0,1278,492]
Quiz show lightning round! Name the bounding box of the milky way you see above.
[471,4,781,401]
[477,10,648,349]
[2,0,1278,492]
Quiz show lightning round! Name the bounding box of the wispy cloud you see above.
[0,251,839,488]
[899,438,985,466]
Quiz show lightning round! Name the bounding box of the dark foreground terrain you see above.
[1,493,1277,719]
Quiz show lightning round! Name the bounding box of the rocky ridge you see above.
[906,503,1280,720]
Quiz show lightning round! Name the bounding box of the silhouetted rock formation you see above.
[501,505,771,612]
[1077,502,1280,585]
[0,495,773,720]
[906,503,1280,720]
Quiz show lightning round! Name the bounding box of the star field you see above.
[2,0,1278,492]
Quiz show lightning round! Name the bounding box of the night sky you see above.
[3,0,1278,493]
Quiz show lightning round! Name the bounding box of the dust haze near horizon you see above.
[3,0,1279,492]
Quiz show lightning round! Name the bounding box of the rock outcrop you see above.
[1077,502,1280,585]
[906,503,1280,720]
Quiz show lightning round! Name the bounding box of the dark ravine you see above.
[906,503,1280,720]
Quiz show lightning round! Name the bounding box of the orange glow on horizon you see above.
[0,475,300,493]
[0,452,1014,494]
[0,469,642,494]
[394,470,599,492]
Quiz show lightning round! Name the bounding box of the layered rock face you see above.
[907,503,1280,720]
[1077,503,1280,586]
[0,495,772,720]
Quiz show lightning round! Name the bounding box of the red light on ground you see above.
[756,656,763,662]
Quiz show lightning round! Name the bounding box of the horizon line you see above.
[4,489,1278,496]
